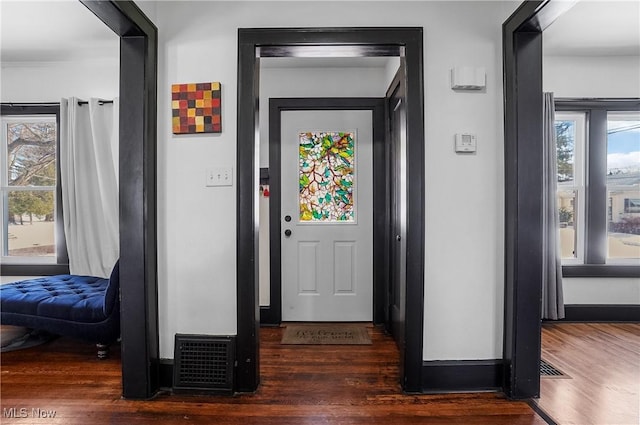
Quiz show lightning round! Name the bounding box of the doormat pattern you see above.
[281,324,372,345]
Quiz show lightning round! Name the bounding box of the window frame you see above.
[555,98,640,278]
[624,198,640,214]
[1,104,69,275]
[555,111,586,265]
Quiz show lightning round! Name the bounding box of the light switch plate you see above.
[206,167,233,187]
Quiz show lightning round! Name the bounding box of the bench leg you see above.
[97,343,110,360]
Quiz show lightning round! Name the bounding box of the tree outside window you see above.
[2,114,57,259]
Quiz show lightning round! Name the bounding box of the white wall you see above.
[384,57,401,90]
[544,55,640,98]
[564,278,640,304]
[1,59,119,102]
[155,0,508,361]
[544,54,640,305]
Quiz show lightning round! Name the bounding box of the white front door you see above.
[281,110,373,322]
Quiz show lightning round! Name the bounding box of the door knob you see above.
[284,229,292,237]
[396,235,401,241]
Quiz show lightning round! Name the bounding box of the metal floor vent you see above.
[173,334,235,393]
[540,359,569,378]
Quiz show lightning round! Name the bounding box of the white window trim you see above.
[606,111,640,265]
[1,114,58,264]
[556,112,586,265]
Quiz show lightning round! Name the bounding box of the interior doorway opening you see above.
[262,97,388,326]
[80,0,159,400]
[502,0,577,399]
[236,28,425,393]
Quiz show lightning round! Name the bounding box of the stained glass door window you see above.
[298,131,355,222]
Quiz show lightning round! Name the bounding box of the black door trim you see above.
[263,97,387,326]
[502,0,576,399]
[80,0,159,399]
[237,27,425,393]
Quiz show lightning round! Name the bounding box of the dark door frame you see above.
[81,1,159,399]
[262,97,387,326]
[237,28,425,393]
[502,0,576,399]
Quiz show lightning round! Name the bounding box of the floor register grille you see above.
[540,359,569,378]
[173,334,235,393]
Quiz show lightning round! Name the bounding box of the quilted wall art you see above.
[171,82,221,134]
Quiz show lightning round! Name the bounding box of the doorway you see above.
[502,0,577,399]
[236,28,425,393]
[265,98,386,325]
[80,0,159,399]
[280,110,373,322]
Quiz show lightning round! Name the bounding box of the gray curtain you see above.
[542,92,565,320]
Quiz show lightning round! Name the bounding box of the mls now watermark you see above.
[3,407,57,419]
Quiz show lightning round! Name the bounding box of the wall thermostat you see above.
[455,133,477,153]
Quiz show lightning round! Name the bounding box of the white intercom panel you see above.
[455,133,477,153]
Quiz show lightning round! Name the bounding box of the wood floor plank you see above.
[1,326,546,424]
[536,323,640,425]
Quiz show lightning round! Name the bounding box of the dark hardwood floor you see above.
[536,322,640,425]
[0,325,546,424]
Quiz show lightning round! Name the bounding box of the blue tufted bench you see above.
[0,261,120,359]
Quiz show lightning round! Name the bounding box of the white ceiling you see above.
[0,1,119,63]
[544,0,640,57]
[0,1,638,64]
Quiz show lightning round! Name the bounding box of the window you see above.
[555,100,640,276]
[555,112,586,264]
[624,198,640,214]
[1,104,68,274]
[606,112,640,262]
